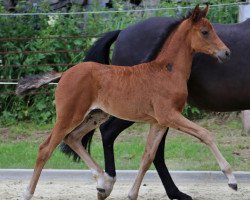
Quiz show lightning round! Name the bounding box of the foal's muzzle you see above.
[216,49,231,63]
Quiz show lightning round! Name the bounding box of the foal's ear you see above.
[190,4,203,23]
[202,3,209,18]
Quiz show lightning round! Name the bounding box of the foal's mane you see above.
[142,13,192,63]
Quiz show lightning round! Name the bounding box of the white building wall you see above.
[239,3,250,22]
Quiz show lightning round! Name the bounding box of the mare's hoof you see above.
[169,191,193,200]
[228,183,238,191]
[173,196,192,200]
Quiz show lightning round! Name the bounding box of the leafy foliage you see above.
[0,1,241,124]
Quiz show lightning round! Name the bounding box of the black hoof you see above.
[97,187,106,194]
[169,191,193,200]
[228,183,238,191]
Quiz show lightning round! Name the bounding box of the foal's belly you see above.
[98,103,155,123]
[96,94,155,123]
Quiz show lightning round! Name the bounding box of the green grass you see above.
[0,114,249,170]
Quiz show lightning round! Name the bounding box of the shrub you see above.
[0,1,240,124]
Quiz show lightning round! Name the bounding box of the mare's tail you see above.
[60,30,121,160]
[16,29,120,96]
[16,71,62,96]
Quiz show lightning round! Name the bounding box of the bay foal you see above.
[17,5,235,200]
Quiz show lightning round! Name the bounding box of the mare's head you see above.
[185,5,230,62]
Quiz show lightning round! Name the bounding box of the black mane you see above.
[142,14,192,63]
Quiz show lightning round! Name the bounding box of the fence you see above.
[0,2,246,124]
[0,34,93,89]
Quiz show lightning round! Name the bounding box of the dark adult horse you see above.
[61,17,250,200]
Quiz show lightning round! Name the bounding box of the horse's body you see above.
[59,16,250,200]
[57,61,187,124]
[17,6,235,200]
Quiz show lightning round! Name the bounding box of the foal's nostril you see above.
[97,188,106,194]
[225,50,230,57]
[216,49,231,62]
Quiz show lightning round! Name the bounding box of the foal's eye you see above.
[201,30,209,36]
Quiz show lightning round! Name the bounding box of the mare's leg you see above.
[100,117,134,177]
[128,124,166,200]
[64,110,115,200]
[154,131,192,200]
[158,112,237,190]
[24,123,70,200]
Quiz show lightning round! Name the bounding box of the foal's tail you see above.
[16,71,62,96]
[60,30,121,160]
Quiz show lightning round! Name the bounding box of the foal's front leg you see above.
[159,112,237,190]
[128,124,166,200]
[154,131,193,200]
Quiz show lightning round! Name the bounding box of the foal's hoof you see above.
[228,183,238,191]
[97,193,106,200]
[127,193,138,200]
[97,193,105,200]
[97,188,107,200]
[97,187,106,194]
[23,188,33,200]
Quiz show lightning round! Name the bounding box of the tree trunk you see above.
[242,110,250,132]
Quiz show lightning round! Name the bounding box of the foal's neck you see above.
[152,21,193,80]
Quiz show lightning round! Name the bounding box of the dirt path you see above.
[1,180,249,200]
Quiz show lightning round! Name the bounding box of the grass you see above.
[0,113,249,171]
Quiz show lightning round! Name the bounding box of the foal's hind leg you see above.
[158,111,237,190]
[24,124,69,200]
[100,118,192,200]
[63,110,115,200]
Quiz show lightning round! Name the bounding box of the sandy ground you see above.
[0,179,249,200]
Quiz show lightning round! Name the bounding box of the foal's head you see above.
[185,5,230,62]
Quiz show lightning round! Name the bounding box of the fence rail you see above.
[0,2,246,16]
[0,49,85,55]
[0,63,77,69]
[0,35,99,42]
[0,33,91,95]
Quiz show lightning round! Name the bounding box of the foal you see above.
[17,5,236,200]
